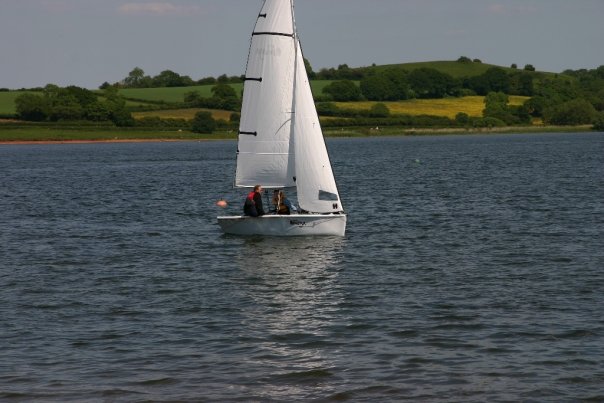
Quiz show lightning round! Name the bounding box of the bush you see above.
[15,93,49,121]
[369,103,390,118]
[455,112,470,126]
[316,102,340,116]
[592,112,604,131]
[191,111,216,133]
[110,109,135,127]
[229,112,240,123]
[543,99,597,125]
[472,117,506,128]
[360,75,395,101]
[323,80,362,101]
[215,119,229,129]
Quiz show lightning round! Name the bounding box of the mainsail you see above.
[235,0,296,188]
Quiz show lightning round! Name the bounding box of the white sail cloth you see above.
[234,0,343,214]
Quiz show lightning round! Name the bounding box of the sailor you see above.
[272,190,297,215]
[243,185,265,217]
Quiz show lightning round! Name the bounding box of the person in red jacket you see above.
[243,185,265,217]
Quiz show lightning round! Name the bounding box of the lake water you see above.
[1,132,603,402]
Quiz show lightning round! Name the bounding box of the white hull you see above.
[217,214,346,236]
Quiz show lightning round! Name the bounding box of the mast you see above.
[289,0,298,190]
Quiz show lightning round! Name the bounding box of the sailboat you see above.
[217,0,346,236]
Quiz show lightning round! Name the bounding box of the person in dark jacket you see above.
[243,185,265,217]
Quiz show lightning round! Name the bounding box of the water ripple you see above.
[1,134,603,401]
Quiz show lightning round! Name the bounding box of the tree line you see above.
[12,82,241,133]
[101,67,244,90]
[12,59,604,131]
[14,85,134,126]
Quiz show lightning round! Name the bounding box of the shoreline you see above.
[0,125,598,145]
[0,138,222,145]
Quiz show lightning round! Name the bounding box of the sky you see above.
[1,0,603,89]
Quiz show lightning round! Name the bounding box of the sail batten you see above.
[252,32,294,37]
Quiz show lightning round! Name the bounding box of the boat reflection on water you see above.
[231,236,347,398]
[237,236,345,271]
[235,236,346,323]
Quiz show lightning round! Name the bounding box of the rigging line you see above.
[289,0,298,173]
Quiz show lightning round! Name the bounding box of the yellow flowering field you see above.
[335,96,529,119]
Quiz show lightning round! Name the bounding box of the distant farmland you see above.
[128,95,529,122]
[336,96,529,119]
[1,86,529,121]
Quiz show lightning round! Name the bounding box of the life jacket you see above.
[243,191,258,216]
